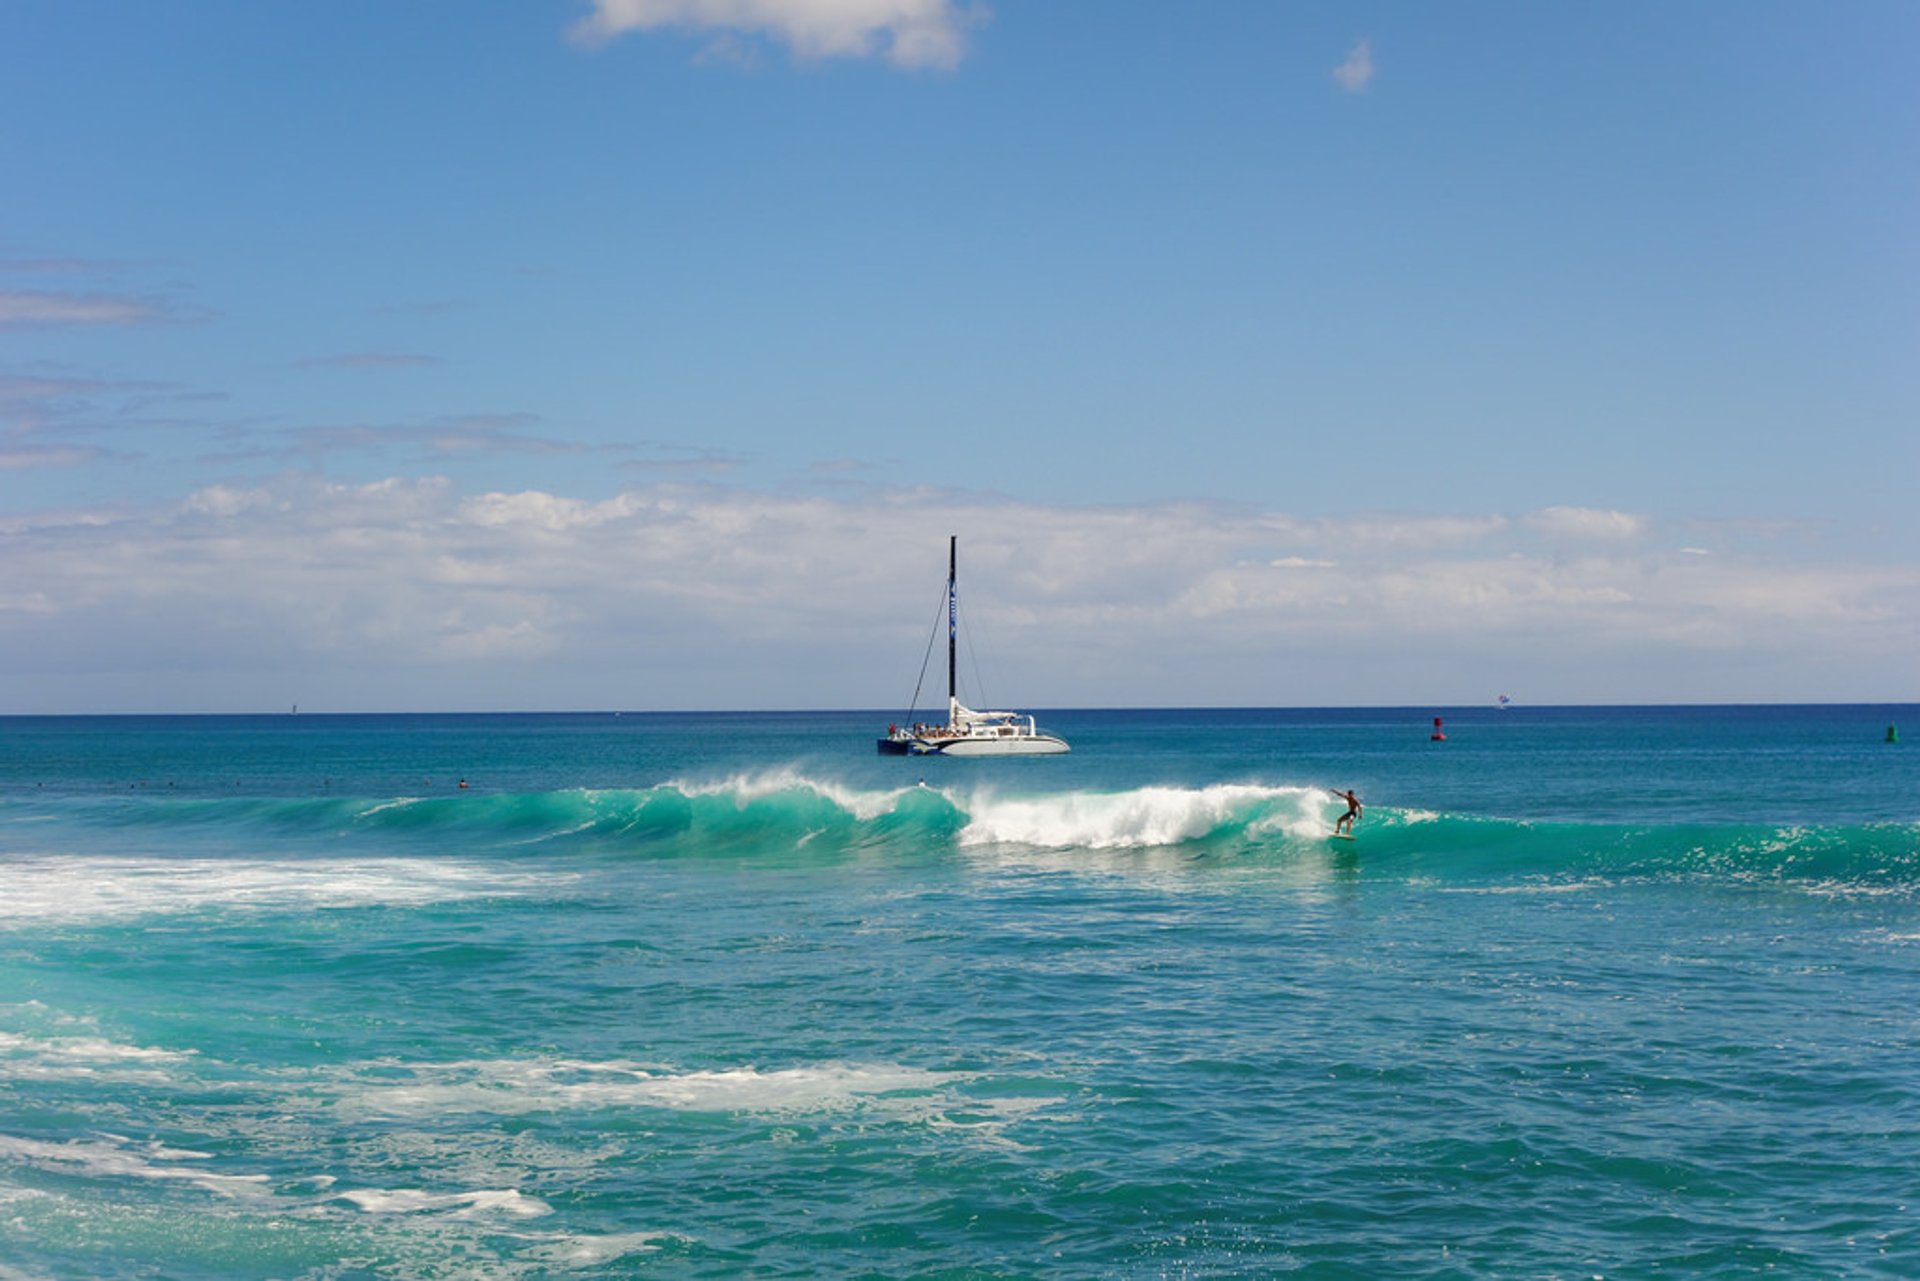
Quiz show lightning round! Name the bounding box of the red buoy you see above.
[1430,716,1446,741]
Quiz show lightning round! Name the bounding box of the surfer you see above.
[1332,788,1362,835]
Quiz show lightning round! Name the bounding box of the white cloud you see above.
[1525,505,1647,542]
[461,489,627,532]
[1333,37,1374,92]
[570,0,981,70]
[1287,513,1507,550]
[182,485,278,518]
[0,478,1914,710]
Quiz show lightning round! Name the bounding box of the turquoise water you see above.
[1,706,1916,1278]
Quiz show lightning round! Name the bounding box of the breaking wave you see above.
[4,774,1917,893]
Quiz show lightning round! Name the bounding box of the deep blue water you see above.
[1,705,1916,1277]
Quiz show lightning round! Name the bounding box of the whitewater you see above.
[1,705,1916,1277]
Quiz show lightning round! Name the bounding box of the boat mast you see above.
[947,535,958,716]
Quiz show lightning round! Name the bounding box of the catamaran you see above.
[877,537,1070,757]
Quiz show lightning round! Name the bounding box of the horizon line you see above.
[1,700,1914,719]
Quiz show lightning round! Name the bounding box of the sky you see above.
[2,0,1915,713]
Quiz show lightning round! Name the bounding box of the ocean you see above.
[1,704,1916,1278]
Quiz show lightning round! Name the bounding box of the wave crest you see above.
[6,778,1916,892]
[957,784,1326,850]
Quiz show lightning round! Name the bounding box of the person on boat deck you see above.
[1332,789,1361,834]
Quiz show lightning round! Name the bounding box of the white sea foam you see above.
[957,783,1325,849]
[671,769,909,821]
[1390,808,1445,825]
[1436,879,1603,896]
[333,1057,961,1119]
[0,855,567,922]
[0,1030,194,1085]
[1799,879,1913,900]
[517,1232,682,1266]
[333,1187,552,1219]
[0,1031,191,1063]
[356,797,425,817]
[0,1133,270,1199]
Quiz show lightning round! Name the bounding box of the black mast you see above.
[947,535,958,706]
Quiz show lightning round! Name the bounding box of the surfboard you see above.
[1330,832,1356,842]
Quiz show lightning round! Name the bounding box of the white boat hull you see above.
[921,733,1069,757]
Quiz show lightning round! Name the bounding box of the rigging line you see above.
[903,583,947,720]
[956,593,991,712]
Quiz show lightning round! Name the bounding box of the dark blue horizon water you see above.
[2,704,1917,1277]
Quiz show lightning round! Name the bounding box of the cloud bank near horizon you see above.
[1,478,1910,712]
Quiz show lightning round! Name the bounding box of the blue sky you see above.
[2,1,1915,712]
